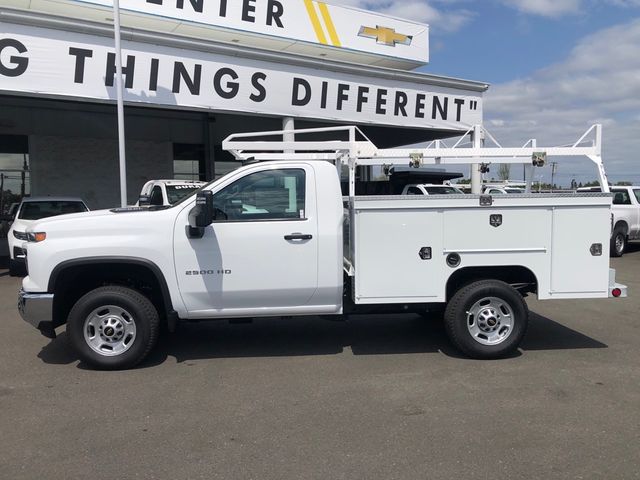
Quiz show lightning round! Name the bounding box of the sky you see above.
[343,0,640,185]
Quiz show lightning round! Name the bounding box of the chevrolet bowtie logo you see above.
[358,26,413,47]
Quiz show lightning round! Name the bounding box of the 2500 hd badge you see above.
[186,269,232,275]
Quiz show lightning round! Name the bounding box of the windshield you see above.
[166,185,202,204]
[18,201,88,220]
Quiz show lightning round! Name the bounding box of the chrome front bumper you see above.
[18,290,56,338]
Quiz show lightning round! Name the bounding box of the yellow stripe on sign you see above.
[318,2,341,47]
[304,0,328,45]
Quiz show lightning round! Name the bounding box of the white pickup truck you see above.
[578,186,640,256]
[18,125,627,369]
[401,184,465,195]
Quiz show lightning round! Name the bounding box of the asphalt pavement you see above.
[1,246,639,480]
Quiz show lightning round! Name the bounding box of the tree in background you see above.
[498,163,511,181]
[582,180,601,187]
[582,181,633,187]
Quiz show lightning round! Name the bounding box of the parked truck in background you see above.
[578,186,640,257]
[17,125,627,370]
[483,186,525,195]
[137,179,206,206]
[401,184,465,195]
[7,197,89,276]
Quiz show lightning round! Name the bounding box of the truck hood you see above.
[25,206,178,233]
[9,218,36,233]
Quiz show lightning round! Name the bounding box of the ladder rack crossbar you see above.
[222,124,608,192]
[224,124,601,162]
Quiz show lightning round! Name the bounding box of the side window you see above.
[634,189,640,204]
[213,169,306,222]
[406,187,422,195]
[150,186,164,206]
[612,190,632,205]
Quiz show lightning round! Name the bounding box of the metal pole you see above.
[113,0,128,207]
[525,139,535,193]
[283,117,295,154]
[550,162,558,192]
[471,125,482,194]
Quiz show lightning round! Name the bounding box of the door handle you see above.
[284,233,313,241]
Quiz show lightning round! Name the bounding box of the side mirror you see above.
[138,195,151,206]
[188,191,214,238]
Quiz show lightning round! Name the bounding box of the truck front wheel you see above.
[444,280,529,359]
[67,286,159,370]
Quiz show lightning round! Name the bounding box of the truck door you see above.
[173,165,319,318]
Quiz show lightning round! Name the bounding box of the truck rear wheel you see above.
[67,286,159,370]
[610,227,626,257]
[444,280,529,359]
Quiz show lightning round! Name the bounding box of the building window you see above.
[213,145,240,180]
[173,143,205,181]
[0,135,30,216]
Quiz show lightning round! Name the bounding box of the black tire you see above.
[67,286,159,370]
[610,227,627,258]
[444,280,529,359]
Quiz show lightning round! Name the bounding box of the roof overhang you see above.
[3,0,430,69]
[0,8,489,136]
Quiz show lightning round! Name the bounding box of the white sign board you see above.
[54,0,430,65]
[0,23,482,131]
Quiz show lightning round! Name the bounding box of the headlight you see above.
[13,230,27,241]
[27,232,47,243]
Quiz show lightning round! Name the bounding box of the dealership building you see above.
[0,0,488,209]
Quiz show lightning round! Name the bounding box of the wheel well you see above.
[446,266,538,301]
[50,261,172,328]
[614,221,629,235]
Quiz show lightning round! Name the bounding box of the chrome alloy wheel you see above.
[466,297,514,346]
[615,233,625,255]
[83,305,137,356]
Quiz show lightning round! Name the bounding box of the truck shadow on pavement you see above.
[37,311,607,369]
[625,243,640,254]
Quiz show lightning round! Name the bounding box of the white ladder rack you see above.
[222,124,608,193]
